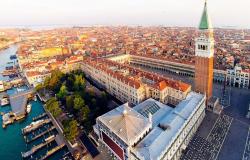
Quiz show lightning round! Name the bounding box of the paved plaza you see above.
[181,114,233,160]
[242,128,250,160]
[218,119,249,160]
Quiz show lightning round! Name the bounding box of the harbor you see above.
[2,88,35,128]
[0,42,25,93]
[0,44,37,128]
[0,45,72,160]
[20,113,71,160]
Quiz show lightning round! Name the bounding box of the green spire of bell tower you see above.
[199,0,211,30]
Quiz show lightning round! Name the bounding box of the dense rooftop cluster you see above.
[0,27,245,86]
[14,27,250,71]
[0,29,21,50]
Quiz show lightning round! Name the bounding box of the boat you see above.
[5,66,13,70]
[23,119,44,130]
[1,69,17,76]
[2,112,15,128]
[33,95,37,101]
[0,81,4,92]
[1,98,9,106]
[26,103,32,113]
[17,87,25,92]
[10,55,17,60]
[7,62,14,65]
[45,135,55,142]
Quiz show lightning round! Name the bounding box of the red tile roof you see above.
[84,58,191,92]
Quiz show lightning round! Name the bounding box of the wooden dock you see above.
[21,136,55,158]
[39,144,65,160]
[25,126,56,143]
[33,113,47,121]
[22,119,51,135]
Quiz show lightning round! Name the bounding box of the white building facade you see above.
[226,65,250,89]
[81,58,191,106]
[94,92,206,160]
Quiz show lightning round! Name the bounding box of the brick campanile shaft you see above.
[195,0,214,101]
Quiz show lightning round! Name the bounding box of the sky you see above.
[0,0,250,28]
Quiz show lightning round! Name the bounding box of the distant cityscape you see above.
[0,1,249,160]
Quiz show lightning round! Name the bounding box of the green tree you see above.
[57,84,68,99]
[43,77,50,89]
[48,70,64,91]
[91,98,97,108]
[62,119,79,142]
[66,95,74,110]
[100,91,108,106]
[73,75,85,91]
[66,76,74,91]
[73,95,85,110]
[80,105,90,121]
[88,87,95,97]
[45,98,62,118]
[35,83,44,92]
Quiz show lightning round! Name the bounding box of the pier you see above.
[25,126,56,143]
[9,88,34,119]
[33,113,47,121]
[1,68,19,76]
[39,144,65,160]
[22,119,51,135]
[21,136,56,158]
[0,78,25,93]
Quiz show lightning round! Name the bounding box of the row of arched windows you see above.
[198,44,208,51]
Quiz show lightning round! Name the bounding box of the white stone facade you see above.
[226,65,250,89]
[94,92,206,160]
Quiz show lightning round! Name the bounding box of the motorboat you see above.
[0,81,4,91]
[23,119,44,130]
[45,135,55,142]
[1,98,9,106]
[26,103,32,113]
[33,95,37,101]
[17,87,25,92]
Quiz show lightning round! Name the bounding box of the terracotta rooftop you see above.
[84,58,191,92]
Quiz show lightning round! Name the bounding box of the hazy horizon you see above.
[0,0,250,29]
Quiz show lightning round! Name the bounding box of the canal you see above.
[0,45,68,160]
[0,45,18,81]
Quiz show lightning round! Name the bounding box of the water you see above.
[0,100,45,160]
[0,45,18,81]
[0,46,68,160]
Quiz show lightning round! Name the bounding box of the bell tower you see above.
[195,0,214,101]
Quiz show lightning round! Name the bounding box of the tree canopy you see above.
[62,119,79,142]
[73,95,85,110]
[80,105,90,121]
[66,95,74,110]
[38,70,111,134]
[73,74,85,91]
[57,84,68,99]
[45,98,62,118]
